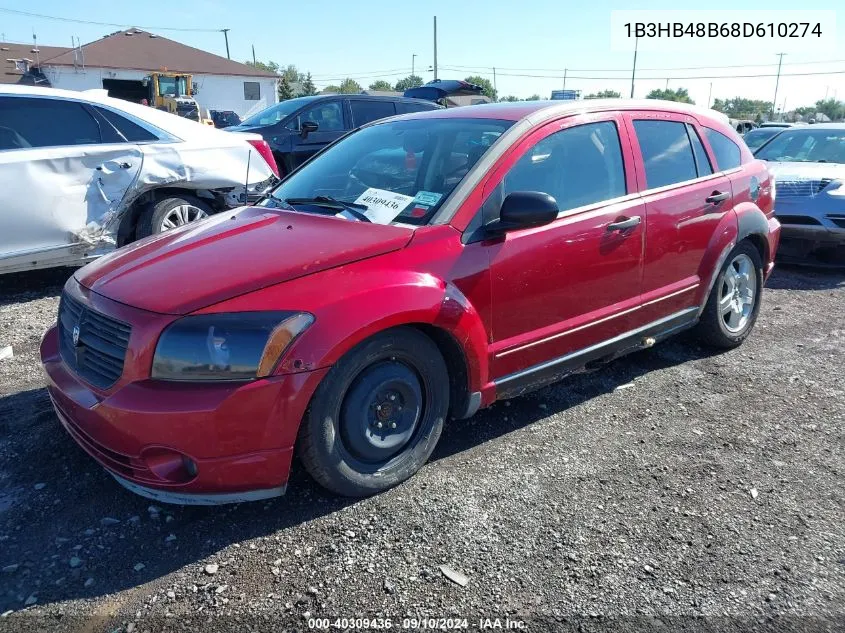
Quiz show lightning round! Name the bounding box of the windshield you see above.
[242,97,317,126]
[755,128,845,163]
[259,117,514,225]
[744,128,782,151]
[158,76,188,97]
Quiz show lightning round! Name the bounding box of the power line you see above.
[440,66,845,81]
[442,58,845,74]
[309,67,412,80]
[0,7,224,32]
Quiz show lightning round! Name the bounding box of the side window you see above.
[293,101,345,132]
[244,82,261,100]
[396,101,435,115]
[0,97,101,149]
[704,128,742,171]
[350,100,396,127]
[633,120,698,188]
[686,124,713,176]
[502,121,627,213]
[94,107,159,143]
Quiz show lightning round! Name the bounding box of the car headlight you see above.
[152,312,313,381]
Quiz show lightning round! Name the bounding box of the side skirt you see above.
[494,307,699,400]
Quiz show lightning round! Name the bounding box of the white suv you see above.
[0,85,278,274]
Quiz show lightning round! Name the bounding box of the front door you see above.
[479,114,646,392]
[623,113,733,321]
[288,99,347,170]
[0,96,142,272]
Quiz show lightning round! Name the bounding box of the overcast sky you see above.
[1,0,843,109]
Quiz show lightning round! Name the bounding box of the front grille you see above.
[58,292,131,389]
[775,214,822,226]
[775,178,833,198]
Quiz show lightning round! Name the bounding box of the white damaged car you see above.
[0,85,279,274]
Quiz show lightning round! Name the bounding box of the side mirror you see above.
[301,121,319,138]
[486,192,558,234]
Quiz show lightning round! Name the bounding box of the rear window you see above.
[704,128,742,170]
[396,101,437,115]
[633,120,698,188]
[350,100,396,127]
[94,106,159,143]
[0,96,101,149]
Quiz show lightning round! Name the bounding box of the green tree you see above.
[245,60,280,74]
[277,76,294,101]
[585,89,621,99]
[323,85,340,93]
[526,94,541,101]
[339,78,363,94]
[500,95,519,102]
[645,87,694,104]
[281,64,304,84]
[394,74,424,91]
[465,75,497,101]
[814,98,845,121]
[711,97,772,120]
[368,80,394,91]
[300,72,317,96]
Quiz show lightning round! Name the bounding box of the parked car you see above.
[41,99,779,504]
[209,109,242,128]
[0,85,279,274]
[742,126,784,152]
[754,123,845,266]
[225,94,440,176]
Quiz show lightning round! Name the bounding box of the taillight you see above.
[247,139,280,178]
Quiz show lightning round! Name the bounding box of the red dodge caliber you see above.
[41,100,780,504]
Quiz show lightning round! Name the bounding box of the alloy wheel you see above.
[159,204,208,231]
[719,253,758,333]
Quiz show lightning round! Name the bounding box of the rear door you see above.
[288,99,347,169]
[0,95,142,272]
[348,98,396,128]
[624,112,732,322]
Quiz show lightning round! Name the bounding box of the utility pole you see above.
[252,44,256,66]
[630,36,638,98]
[493,67,497,99]
[562,68,567,91]
[221,29,230,59]
[824,85,829,100]
[433,16,438,80]
[412,53,417,78]
[707,82,713,108]
[772,52,785,119]
[665,78,669,90]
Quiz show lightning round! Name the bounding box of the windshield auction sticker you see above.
[354,188,415,223]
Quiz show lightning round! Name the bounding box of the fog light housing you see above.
[140,447,198,483]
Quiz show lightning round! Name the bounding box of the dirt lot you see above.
[0,266,842,633]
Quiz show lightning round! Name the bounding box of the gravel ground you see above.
[0,266,842,633]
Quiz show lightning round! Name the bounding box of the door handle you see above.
[705,191,730,204]
[606,216,641,231]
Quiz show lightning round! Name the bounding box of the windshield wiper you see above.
[284,196,372,223]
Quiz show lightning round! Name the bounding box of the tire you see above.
[297,327,449,497]
[694,241,764,349]
[136,195,213,239]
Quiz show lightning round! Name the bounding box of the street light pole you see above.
[221,29,230,59]
[412,53,417,78]
[630,36,638,98]
[433,16,438,80]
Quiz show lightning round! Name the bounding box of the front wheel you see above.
[136,195,213,239]
[694,241,764,349]
[297,328,449,497]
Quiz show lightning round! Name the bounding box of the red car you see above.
[41,100,780,504]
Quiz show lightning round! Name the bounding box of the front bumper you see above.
[41,321,328,505]
[778,224,845,266]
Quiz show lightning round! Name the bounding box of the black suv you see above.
[227,95,440,176]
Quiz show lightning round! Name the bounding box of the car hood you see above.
[75,207,413,315]
[766,161,845,181]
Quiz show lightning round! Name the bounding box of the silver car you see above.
[755,124,845,266]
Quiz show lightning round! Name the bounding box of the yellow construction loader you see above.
[145,72,213,125]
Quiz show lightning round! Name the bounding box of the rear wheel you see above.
[297,328,449,497]
[136,195,213,239]
[694,241,763,348]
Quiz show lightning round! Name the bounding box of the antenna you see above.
[243,150,251,206]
